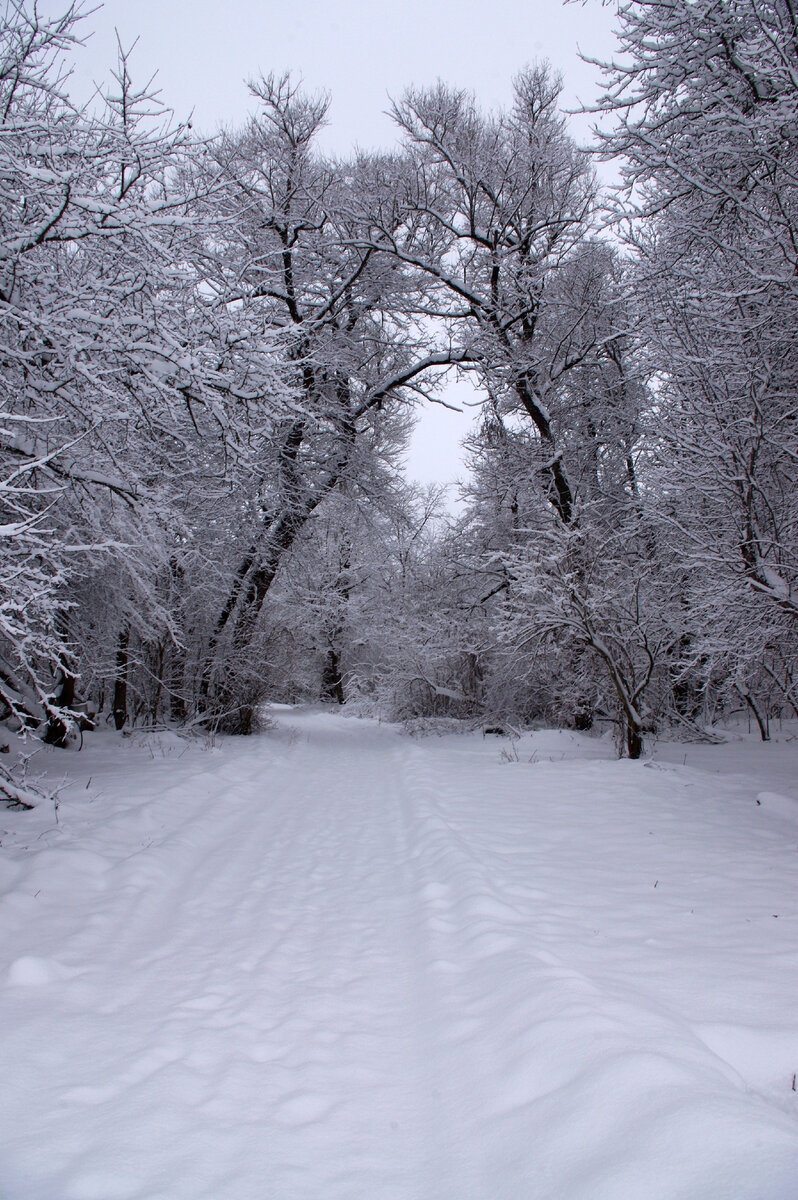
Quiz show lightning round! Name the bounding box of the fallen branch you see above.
[0,760,48,810]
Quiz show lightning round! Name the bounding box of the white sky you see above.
[52,0,620,496]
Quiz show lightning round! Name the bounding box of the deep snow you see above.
[1,709,797,1199]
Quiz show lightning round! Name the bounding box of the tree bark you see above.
[321,646,345,705]
[737,683,770,742]
[113,626,130,732]
[42,669,77,748]
[626,718,643,760]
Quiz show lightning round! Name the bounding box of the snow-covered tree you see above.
[0,3,199,765]
[0,3,292,797]
[186,75,460,731]
[386,66,602,526]
[593,0,798,733]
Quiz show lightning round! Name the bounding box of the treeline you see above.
[2,0,796,800]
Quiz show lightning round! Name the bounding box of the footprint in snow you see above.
[6,955,72,987]
[275,1090,337,1126]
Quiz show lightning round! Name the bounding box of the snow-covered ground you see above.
[1,709,797,1200]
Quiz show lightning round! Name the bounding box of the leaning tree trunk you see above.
[736,682,770,742]
[200,500,326,733]
[586,635,647,760]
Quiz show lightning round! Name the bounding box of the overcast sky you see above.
[53,0,621,496]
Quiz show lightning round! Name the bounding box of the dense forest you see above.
[2,0,797,805]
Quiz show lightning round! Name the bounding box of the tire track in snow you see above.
[1,716,441,1200]
[2,713,798,1200]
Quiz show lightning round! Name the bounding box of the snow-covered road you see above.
[1,709,798,1199]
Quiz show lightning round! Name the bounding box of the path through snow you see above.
[1,709,798,1199]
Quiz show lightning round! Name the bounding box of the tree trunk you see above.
[169,642,187,722]
[573,704,593,732]
[514,374,574,525]
[626,718,644,760]
[113,626,130,732]
[200,512,309,732]
[321,646,345,705]
[737,683,770,742]
[150,640,165,726]
[42,669,77,748]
